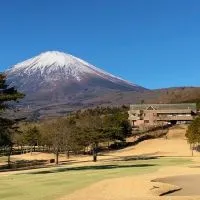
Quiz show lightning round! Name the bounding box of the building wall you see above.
[128,103,196,129]
[133,120,145,127]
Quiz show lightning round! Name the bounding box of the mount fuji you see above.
[6,51,147,117]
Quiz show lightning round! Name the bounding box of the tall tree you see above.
[103,111,132,142]
[76,114,105,162]
[73,108,131,162]
[186,117,200,156]
[0,73,24,167]
[18,124,41,154]
[39,118,74,164]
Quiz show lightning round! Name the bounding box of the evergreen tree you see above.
[186,117,200,156]
[0,73,24,167]
[0,74,24,110]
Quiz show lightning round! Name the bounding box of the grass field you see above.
[0,157,192,200]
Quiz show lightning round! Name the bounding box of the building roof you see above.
[130,103,196,111]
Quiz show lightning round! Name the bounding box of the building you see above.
[128,103,197,128]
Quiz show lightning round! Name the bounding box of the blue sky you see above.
[0,0,200,89]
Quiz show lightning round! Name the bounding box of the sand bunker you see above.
[154,174,200,196]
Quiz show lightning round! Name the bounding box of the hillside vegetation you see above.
[11,86,200,120]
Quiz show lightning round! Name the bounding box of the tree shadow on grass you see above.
[58,154,159,166]
[0,159,48,171]
[28,163,157,175]
[111,155,159,162]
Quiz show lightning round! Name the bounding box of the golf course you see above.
[0,125,200,200]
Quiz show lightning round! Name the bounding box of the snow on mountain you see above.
[7,51,136,86]
[6,51,146,111]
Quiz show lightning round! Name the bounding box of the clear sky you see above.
[0,0,200,89]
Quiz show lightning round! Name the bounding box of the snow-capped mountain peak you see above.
[5,50,148,119]
[11,51,90,71]
[6,51,146,108]
[7,51,137,86]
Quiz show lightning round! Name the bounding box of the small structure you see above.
[128,103,196,128]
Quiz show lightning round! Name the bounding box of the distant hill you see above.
[142,87,200,105]
[80,86,200,105]
[5,86,200,121]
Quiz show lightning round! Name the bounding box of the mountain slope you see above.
[6,51,146,109]
[5,51,200,119]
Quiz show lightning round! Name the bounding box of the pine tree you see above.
[0,74,24,109]
[0,73,24,167]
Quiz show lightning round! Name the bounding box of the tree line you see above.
[13,107,131,164]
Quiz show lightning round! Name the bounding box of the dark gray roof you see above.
[130,103,196,111]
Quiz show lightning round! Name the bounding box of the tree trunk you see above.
[30,146,33,155]
[7,154,11,168]
[20,145,23,154]
[92,143,98,162]
[190,143,194,157]
[55,150,59,165]
[65,150,70,159]
[7,146,12,168]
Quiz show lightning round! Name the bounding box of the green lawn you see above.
[0,157,192,200]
